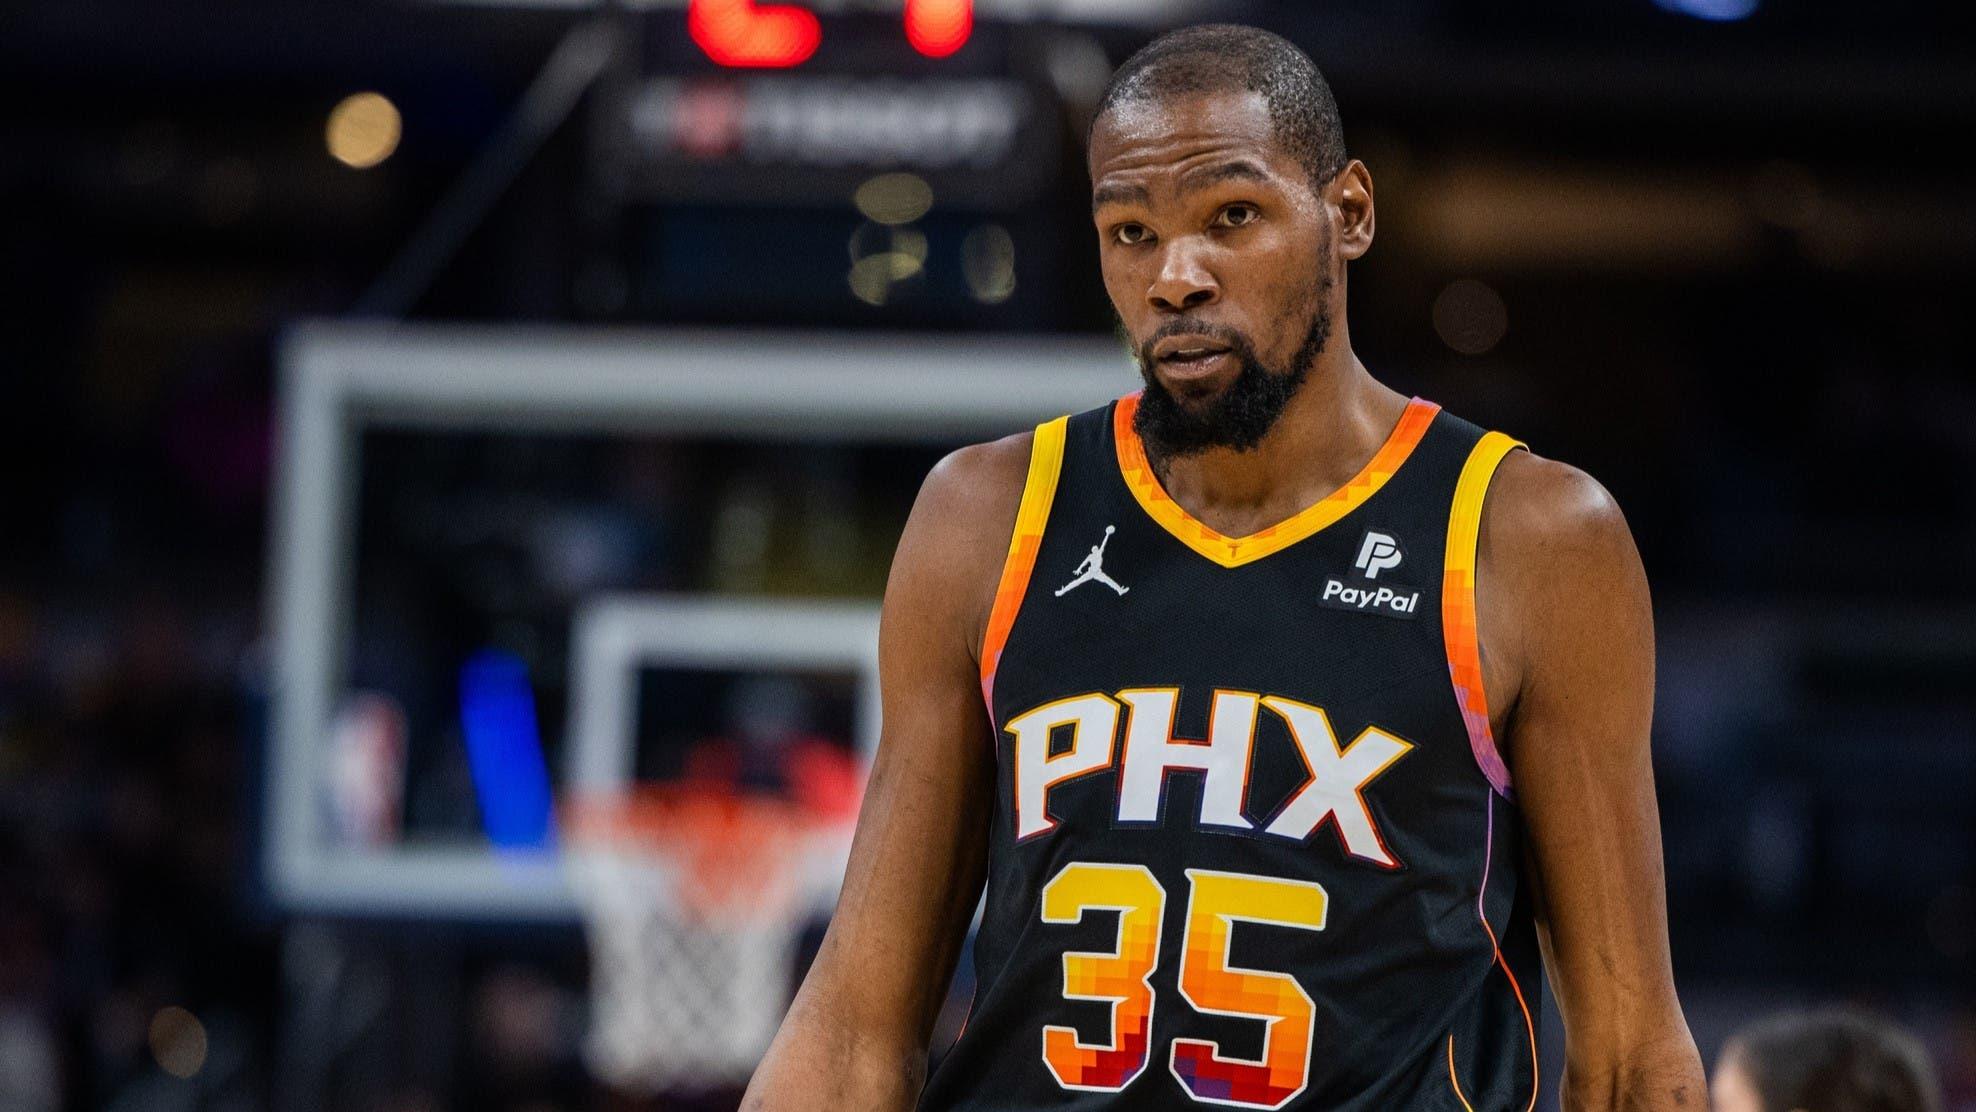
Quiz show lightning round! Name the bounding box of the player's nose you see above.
[1147,242,1219,313]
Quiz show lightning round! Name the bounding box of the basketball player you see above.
[745,24,1705,1110]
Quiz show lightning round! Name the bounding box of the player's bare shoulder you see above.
[1475,446,1651,715]
[1482,448,1636,570]
[889,429,1037,665]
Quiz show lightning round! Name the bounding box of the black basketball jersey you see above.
[919,392,1541,1112]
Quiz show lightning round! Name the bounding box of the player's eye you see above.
[1215,204,1259,229]
[1113,223,1154,247]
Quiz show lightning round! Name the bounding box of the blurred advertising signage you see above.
[612,74,1057,207]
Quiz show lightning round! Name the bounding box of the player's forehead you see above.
[1087,89,1292,199]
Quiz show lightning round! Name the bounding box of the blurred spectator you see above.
[1714,1009,1942,1112]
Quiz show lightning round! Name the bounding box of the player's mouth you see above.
[1152,336,1236,384]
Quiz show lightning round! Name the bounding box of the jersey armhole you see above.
[978,415,1069,720]
[1442,431,1528,800]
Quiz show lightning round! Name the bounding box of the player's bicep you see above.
[1494,463,1684,1048]
[800,444,1016,1044]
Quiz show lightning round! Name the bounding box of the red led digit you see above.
[688,0,822,69]
[904,0,972,58]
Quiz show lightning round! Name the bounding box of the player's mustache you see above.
[1136,319,1254,369]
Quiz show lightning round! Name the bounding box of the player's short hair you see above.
[1724,1009,1941,1112]
[1089,23,1347,190]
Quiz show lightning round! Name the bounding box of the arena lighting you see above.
[688,0,971,67]
[689,0,823,68]
[149,1007,209,1080]
[421,0,1202,26]
[904,0,972,58]
[962,222,1016,304]
[1432,279,1508,356]
[854,172,934,225]
[325,91,401,169]
[1652,0,1759,21]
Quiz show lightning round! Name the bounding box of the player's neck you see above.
[1148,347,1410,539]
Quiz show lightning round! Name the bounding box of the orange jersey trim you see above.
[1112,394,1441,569]
[1447,1035,1476,1112]
[979,415,1069,715]
[1476,908,1541,1112]
[1440,430,1527,799]
[1447,796,1541,1112]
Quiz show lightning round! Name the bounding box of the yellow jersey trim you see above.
[1441,429,1527,799]
[980,416,1069,712]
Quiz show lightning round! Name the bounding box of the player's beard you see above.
[1128,270,1334,461]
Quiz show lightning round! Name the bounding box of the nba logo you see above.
[1353,531,1404,580]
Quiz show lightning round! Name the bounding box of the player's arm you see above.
[741,434,1030,1112]
[1480,452,1707,1110]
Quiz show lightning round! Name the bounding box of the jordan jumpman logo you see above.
[1056,525,1130,597]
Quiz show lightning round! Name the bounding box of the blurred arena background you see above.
[2,0,1974,1109]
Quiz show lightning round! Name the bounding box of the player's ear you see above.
[1332,159,1374,262]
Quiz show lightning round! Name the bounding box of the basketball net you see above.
[562,786,851,1093]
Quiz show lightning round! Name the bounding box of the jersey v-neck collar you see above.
[1111,392,1442,569]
